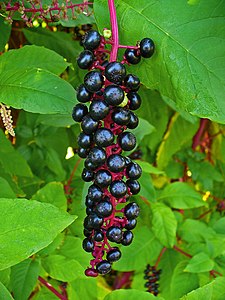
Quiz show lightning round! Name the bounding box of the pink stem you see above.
[113,272,133,289]
[155,247,167,268]
[108,0,119,62]
[118,45,139,49]
[38,277,67,300]
[192,118,209,150]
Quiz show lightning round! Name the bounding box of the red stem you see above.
[38,277,67,300]
[173,245,192,258]
[64,158,82,195]
[113,272,133,289]
[108,0,119,61]
[192,118,209,150]
[155,247,167,268]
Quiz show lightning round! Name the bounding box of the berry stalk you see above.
[108,0,119,62]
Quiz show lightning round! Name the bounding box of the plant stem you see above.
[113,272,133,289]
[173,245,192,258]
[155,247,167,268]
[192,118,209,150]
[108,0,119,61]
[64,158,82,195]
[38,277,67,300]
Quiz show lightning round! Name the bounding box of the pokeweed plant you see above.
[0,0,225,299]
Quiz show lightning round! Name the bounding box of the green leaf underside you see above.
[0,281,13,300]
[0,198,76,270]
[158,182,206,209]
[94,0,225,123]
[0,68,76,114]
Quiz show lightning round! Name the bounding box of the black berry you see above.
[118,132,136,151]
[110,180,127,198]
[82,168,94,182]
[107,154,125,173]
[77,84,92,103]
[95,169,112,187]
[106,248,121,262]
[124,48,141,65]
[81,114,99,134]
[124,202,140,218]
[127,92,142,110]
[96,260,111,275]
[127,179,141,195]
[140,38,155,58]
[88,184,103,202]
[104,85,124,106]
[84,71,104,92]
[96,200,113,217]
[82,238,94,252]
[83,30,101,50]
[106,226,123,242]
[126,162,142,179]
[111,108,130,125]
[89,100,109,121]
[124,74,140,91]
[72,103,88,122]
[105,62,126,84]
[127,112,139,129]
[77,50,94,69]
[121,230,133,246]
[77,132,93,149]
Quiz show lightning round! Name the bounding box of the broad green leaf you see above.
[32,287,59,300]
[0,16,11,52]
[0,198,76,270]
[184,252,214,273]
[23,28,82,61]
[213,217,225,235]
[37,114,75,127]
[0,68,76,114]
[151,202,177,247]
[104,289,164,300]
[132,118,155,147]
[11,259,40,300]
[95,0,225,123]
[138,161,164,175]
[170,261,199,299]
[32,182,67,211]
[0,130,33,177]
[0,268,11,288]
[179,219,216,243]
[42,255,84,282]
[0,281,13,300]
[0,177,16,198]
[138,174,156,202]
[113,226,162,271]
[158,182,206,209]
[156,114,199,170]
[181,277,225,300]
[0,45,70,75]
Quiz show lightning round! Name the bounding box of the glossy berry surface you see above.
[118,132,136,151]
[93,230,104,242]
[96,260,111,275]
[77,84,92,103]
[110,180,127,198]
[124,202,140,218]
[111,108,130,125]
[82,168,94,182]
[106,248,121,262]
[140,38,155,58]
[106,226,123,242]
[72,103,88,122]
[85,213,104,229]
[82,30,101,50]
[77,147,89,158]
[126,162,142,179]
[96,200,113,217]
[124,74,140,91]
[105,62,126,84]
[107,154,125,173]
[88,147,106,166]
[94,128,114,147]
[127,92,142,110]
[124,48,141,64]
[125,218,137,230]
[77,132,93,149]
[127,111,139,129]
[81,114,99,134]
[121,230,133,246]
[94,169,112,187]
[84,71,104,92]
[77,50,94,69]
[104,85,124,106]
[127,179,141,195]
[89,100,109,120]
[88,184,103,202]
[82,238,94,252]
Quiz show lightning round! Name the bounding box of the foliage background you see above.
[0,0,225,299]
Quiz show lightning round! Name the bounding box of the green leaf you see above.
[23,28,82,61]
[158,182,206,209]
[156,114,199,170]
[0,281,13,300]
[184,252,214,273]
[213,217,225,235]
[0,17,11,52]
[113,226,162,271]
[32,182,67,211]
[132,118,155,147]
[151,202,177,247]
[104,289,164,300]
[95,0,225,123]
[181,277,225,300]
[0,177,16,198]
[0,198,76,270]
[138,174,156,202]
[170,261,199,299]
[138,161,164,175]
[0,130,33,177]
[0,68,76,114]
[10,259,40,300]
[42,254,84,282]
[0,45,70,75]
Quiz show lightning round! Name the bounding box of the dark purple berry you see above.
[121,230,133,246]
[124,48,141,65]
[72,103,88,122]
[140,38,155,58]
[94,169,112,187]
[96,260,111,275]
[93,230,104,242]
[124,74,140,91]
[82,238,94,252]
[85,213,104,229]
[111,108,130,125]
[110,180,127,198]
[88,184,103,202]
[77,132,93,149]
[124,202,140,218]
[96,200,113,217]
[88,147,106,166]
[106,226,123,242]
[84,71,104,93]
[94,128,114,147]
[85,196,95,208]
[126,162,142,179]
[84,157,98,171]
[106,248,121,262]
[81,114,99,134]
[83,228,92,237]
[77,50,94,69]
[118,132,136,151]
[127,179,141,195]
[82,30,101,50]
[77,147,89,158]
[89,99,109,121]
[104,85,124,106]
[77,84,92,103]
[107,154,125,173]
[82,168,94,182]
[105,62,126,84]
[127,111,139,129]
[127,92,142,110]
[125,218,137,230]
[85,268,98,277]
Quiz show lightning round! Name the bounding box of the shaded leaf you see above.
[184,252,214,273]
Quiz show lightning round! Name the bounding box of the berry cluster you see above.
[72,30,155,277]
[144,265,161,296]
